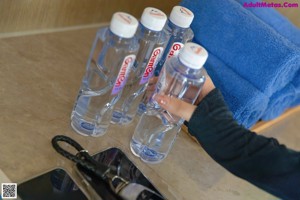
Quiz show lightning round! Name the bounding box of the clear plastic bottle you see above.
[130,42,208,164]
[155,5,194,75]
[111,7,169,125]
[137,6,195,115]
[71,12,139,137]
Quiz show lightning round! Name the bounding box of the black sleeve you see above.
[188,88,300,200]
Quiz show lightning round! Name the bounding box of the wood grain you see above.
[251,106,300,133]
[265,0,300,27]
[0,0,180,33]
[0,0,298,34]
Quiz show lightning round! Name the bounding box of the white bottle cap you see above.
[109,12,138,38]
[169,6,194,28]
[179,42,208,69]
[140,7,167,31]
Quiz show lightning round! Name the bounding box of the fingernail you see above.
[160,99,167,105]
[154,94,167,105]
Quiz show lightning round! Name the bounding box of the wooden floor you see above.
[268,0,300,27]
[252,106,300,133]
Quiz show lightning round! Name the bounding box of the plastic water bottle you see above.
[71,12,139,137]
[155,6,194,75]
[136,5,195,116]
[130,42,208,164]
[111,7,169,125]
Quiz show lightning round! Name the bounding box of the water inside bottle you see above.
[130,111,178,163]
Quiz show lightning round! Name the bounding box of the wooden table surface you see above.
[1,27,291,200]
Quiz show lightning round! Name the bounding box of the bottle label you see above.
[166,42,184,60]
[111,54,136,95]
[139,47,163,85]
[80,122,94,131]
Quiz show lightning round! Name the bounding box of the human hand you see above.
[194,75,215,105]
[152,75,215,121]
[146,76,159,92]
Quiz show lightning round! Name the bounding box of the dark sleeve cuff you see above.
[188,88,236,140]
[185,89,300,200]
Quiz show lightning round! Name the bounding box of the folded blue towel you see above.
[291,72,300,107]
[291,96,300,108]
[180,0,300,96]
[262,70,299,120]
[237,0,300,116]
[205,53,269,128]
[293,72,300,93]
[261,83,297,120]
[236,0,300,46]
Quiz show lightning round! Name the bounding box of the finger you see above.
[153,94,196,122]
[146,77,159,92]
[146,83,156,92]
[195,75,215,105]
[148,77,158,85]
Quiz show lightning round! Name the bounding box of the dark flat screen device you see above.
[17,168,88,200]
[75,147,165,200]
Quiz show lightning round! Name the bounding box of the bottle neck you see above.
[108,29,133,45]
[138,23,162,40]
[171,56,203,76]
[167,20,190,31]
